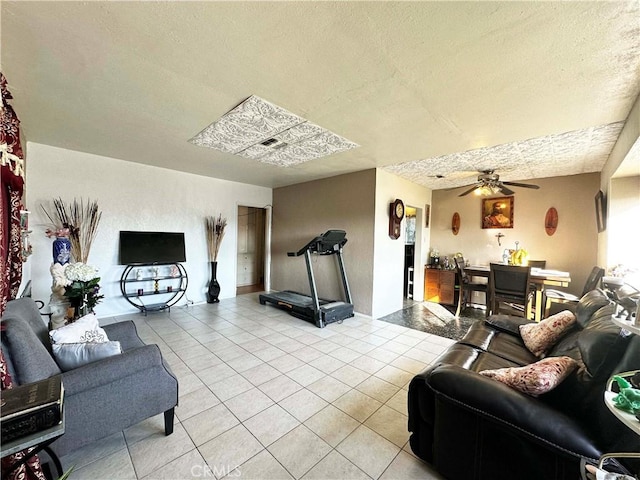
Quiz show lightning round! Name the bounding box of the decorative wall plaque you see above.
[452,212,460,235]
[545,207,558,236]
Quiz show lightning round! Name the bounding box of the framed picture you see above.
[482,196,514,229]
[425,204,430,228]
[595,190,606,232]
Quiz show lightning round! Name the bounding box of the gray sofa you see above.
[1,297,178,458]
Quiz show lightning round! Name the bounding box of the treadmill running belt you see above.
[265,291,330,307]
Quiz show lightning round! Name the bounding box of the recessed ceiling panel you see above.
[189,95,359,166]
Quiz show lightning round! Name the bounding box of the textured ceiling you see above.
[385,123,625,189]
[1,1,639,189]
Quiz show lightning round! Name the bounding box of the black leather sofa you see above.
[408,289,640,480]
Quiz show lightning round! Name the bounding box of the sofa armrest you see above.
[103,321,145,351]
[426,364,602,460]
[485,314,532,335]
[61,344,174,395]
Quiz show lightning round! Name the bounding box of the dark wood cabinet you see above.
[424,268,456,305]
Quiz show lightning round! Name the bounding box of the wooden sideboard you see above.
[424,268,456,306]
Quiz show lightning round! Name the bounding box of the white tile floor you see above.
[60,294,452,480]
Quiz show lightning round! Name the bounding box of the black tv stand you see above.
[120,263,188,315]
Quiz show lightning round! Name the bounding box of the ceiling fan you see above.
[458,170,540,197]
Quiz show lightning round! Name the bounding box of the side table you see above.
[1,412,65,479]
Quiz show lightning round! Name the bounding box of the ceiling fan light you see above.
[474,185,493,196]
[490,185,502,194]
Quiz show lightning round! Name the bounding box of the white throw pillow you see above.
[52,341,122,371]
[49,313,109,344]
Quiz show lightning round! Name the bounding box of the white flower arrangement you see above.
[64,262,99,282]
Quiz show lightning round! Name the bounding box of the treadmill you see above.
[259,230,354,328]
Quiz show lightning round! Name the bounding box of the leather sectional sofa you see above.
[408,289,639,480]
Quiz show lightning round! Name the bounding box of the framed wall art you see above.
[425,204,430,228]
[482,196,514,229]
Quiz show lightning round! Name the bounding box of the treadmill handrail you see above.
[287,230,347,256]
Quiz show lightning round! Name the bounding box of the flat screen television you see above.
[119,231,186,265]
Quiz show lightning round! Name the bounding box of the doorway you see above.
[236,206,267,294]
[404,207,417,300]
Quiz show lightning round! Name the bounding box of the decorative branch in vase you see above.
[205,214,227,303]
[41,197,102,263]
[41,197,102,327]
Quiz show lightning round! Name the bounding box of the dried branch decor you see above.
[41,198,102,264]
[205,214,227,262]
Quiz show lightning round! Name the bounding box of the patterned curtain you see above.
[1,72,25,315]
[1,73,47,480]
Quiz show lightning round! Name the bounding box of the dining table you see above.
[465,265,571,322]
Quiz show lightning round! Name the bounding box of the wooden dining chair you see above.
[488,263,533,318]
[454,257,487,318]
[543,266,604,317]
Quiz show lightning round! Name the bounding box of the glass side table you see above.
[1,412,65,479]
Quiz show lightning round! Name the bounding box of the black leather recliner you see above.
[408,289,640,480]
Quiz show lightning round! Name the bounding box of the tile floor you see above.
[58,294,456,480]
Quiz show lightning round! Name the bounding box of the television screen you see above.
[119,231,186,265]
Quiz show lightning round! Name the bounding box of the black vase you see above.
[206,261,221,304]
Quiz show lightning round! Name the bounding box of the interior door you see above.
[236,206,266,291]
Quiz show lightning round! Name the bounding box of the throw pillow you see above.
[480,356,577,397]
[52,341,122,371]
[519,310,576,357]
[49,313,109,344]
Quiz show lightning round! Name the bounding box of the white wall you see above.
[25,143,271,317]
[599,92,640,268]
[373,169,432,318]
[608,175,640,288]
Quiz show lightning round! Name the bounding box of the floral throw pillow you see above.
[519,310,576,357]
[480,356,577,397]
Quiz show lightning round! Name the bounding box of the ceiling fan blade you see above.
[503,181,540,189]
[458,184,480,197]
[499,185,515,195]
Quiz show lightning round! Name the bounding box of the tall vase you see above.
[53,237,71,265]
[207,261,221,304]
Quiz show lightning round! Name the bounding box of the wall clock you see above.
[389,199,405,239]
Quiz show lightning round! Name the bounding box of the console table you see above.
[424,268,456,306]
[120,263,188,314]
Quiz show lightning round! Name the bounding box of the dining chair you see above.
[488,263,533,318]
[543,266,605,317]
[454,257,488,318]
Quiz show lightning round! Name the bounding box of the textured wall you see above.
[272,170,376,316]
[372,170,432,318]
[609,175,640,288]
[24,143,272,317]
[599,92,640,268]
[431,173,600,296]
